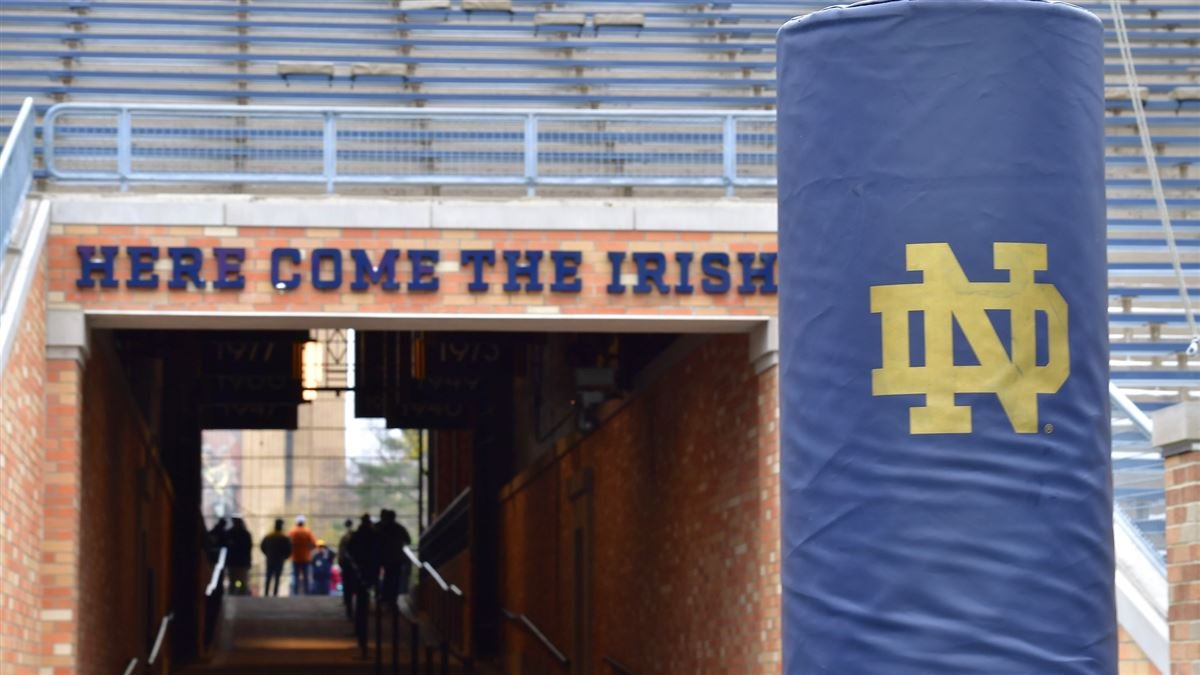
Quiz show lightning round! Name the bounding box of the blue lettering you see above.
[550,251,582,293]
[167,247,205,290]
[408,250,440,292]
[674,252,695,295]
[125,246,159,289]
[311,248,342,291]
[76,246,119,289]
[701,252,731,294]
[503,250,543,292]
[461,250,496,292]
[213,247,245,290]
[350,249,400,291]
[606,252,626,294]
[632,252,669,295]
[271,248,302,291]
[737,252,778,295]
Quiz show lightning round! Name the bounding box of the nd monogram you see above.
[871,242,1070,434]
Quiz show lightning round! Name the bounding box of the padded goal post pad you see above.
[777,1,1115,673]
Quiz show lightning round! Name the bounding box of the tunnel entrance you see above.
[77,322,777,673]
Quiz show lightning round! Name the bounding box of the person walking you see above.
[288,515,318,595]
[376,509,412,609]
[203,517,230,648]
[226,517,253,596]
[260,518,292,597]
[348,513,381,658]
[337,518,356,621]
[311,541,334,595]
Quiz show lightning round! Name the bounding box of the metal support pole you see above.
[425,646,433,675]
[441,643,449,675]
[418,431,425,536]
[721,114,737,198]
[117,108,132,193]
[375,594,383,675]
[392,603,400,675]
[411,619,420,675]
[323,112,338,194]
[523,114,538,198]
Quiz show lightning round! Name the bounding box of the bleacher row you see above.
[0,0,1198,109]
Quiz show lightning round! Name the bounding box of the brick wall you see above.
[46,225,776,319]
[500,334,781,674]
[0,256,46,675]
[76,333,173,674]
[42,357,83,674]
[1167,451,1200,675]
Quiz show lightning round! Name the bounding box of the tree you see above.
[351,428,422,532]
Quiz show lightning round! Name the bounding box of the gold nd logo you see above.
[870,243,1069,434]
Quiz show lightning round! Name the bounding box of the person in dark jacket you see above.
[260,518,292,597]
[347,514,380,657]
[376,509,412,608]
[207,517,230,562]
[311,541,334,595]
[337,518,356,621]
[226,518,253,596]
[203,517,230,648]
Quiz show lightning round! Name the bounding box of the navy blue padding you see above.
[777,1,1115,673]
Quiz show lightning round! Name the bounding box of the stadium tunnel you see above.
[53,314,780,673]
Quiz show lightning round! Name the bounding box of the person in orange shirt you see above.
[288,515,318,595]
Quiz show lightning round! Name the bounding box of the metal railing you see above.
[42,103,776,196]
[148,613,174,668]
[379,544,474,675]
[419,560,473,674]
[1110,384,1167,566]
[0,98,35,253]
[604,656,636,675]
[502,608,569,669]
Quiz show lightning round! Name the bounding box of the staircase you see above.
[177,595,399,675]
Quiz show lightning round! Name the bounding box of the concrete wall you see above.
[499,334,781,674]
[0,256,45,674]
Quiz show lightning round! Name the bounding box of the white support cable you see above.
[1108,0,1198,354]
[122,658,138,675]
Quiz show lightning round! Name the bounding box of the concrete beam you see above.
[46,308,88,364]
[1152,401,1200,457]
[0,200,51,372]
[49,195,778,233]
[83,309,771,335]
[749,316,778,374]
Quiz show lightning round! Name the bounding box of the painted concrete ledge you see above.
[45,195,777,232]
[82,310,770,334]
